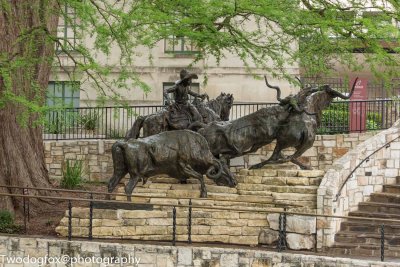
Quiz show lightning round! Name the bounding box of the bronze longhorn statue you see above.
[195,76,357,170]
[249,78,358,170]
[108,130,237,200]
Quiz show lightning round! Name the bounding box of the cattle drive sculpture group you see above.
[108,69,358,199]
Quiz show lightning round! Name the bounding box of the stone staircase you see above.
[329,176,400,258]
[114,164,324,211]
[56,164,325,248]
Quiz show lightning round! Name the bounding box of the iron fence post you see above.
[188,199,192,244]
[22,188,27,233]
[381,224,385,262]
[26,188,30,222]
[283,208,287,250]
[278,213,283,252]
[172,206,176,246]
[68,200,72,241]
[89,193,93,240]
[314,217,318,253]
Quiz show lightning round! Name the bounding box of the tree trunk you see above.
[0,1,60,213]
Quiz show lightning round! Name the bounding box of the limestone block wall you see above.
[44,132,375,182]
[317,121,400,249]
[233,132,376,171]
[55,168,325,249]
[1,236,397,267]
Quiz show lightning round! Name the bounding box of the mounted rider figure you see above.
[163,69,208,130]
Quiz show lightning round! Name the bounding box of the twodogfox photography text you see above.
[0,254,141,266]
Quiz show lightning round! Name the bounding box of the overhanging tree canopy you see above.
[0,0,399,211]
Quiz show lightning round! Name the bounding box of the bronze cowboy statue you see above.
[163,69,208,130]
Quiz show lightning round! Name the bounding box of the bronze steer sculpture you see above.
[108,130,237,200]
[249,78,358,170]
[196,76,357,170]
[124,93,234,140]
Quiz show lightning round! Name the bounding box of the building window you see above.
[164,36,199,54]
[362,11,393,39]
[46,81,80,107]
[328,11,356,38]
[163,82,200,104]
[56,5,77,51]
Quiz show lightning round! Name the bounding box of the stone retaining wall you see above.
[317,121,400,249]
[56,168,325,249]
[0,236,398,267]
[44,132,375,182]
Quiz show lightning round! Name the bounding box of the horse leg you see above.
[125,116,145,140]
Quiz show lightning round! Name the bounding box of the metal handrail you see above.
[334,133,400,202]
[0,184,301,208]
[2,192,400,223]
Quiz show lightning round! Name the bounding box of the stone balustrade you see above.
[317,121,400,249]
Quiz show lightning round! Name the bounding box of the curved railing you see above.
[334,133,400,202]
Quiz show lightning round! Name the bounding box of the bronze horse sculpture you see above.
[196,76,357,170]
[125,92,234,140]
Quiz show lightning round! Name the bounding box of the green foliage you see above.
[43,109,80,134]
[79,111,100,131]
[106,129,124,139]
[318,105,383,134]
[0,210,21,234]
[61,160,85,189]
[1,1,400,122]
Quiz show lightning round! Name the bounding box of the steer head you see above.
[207,158,237,188]
[264,75,316,115]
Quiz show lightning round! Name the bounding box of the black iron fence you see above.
[42,99,400,140]
[0,186,398,262]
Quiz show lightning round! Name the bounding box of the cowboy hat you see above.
[175,69,198,84]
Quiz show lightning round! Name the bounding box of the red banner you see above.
[349,77,368,132]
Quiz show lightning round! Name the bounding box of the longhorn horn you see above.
[325,77,358,99]
[264,75,282,102]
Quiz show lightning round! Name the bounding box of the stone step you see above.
[384,184,400,194]
[348,211,400,221]
[237,185,318,194]
[370,192,400,204]
[358,202,400,214]
[328,242,400,258]
[238,169,325,178]
[260,163,300,170]
[341,221,400,234]
[335,231,400,246]
[235,175,322,186]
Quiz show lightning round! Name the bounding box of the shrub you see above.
[106,129,125,139]
[79,111,99,131]
[61,160,85,189]
[319,105,383,134]
[0,210,21,234]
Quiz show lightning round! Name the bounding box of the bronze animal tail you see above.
[125,116,145,140]
[206,158,223,180]
[108,141,128,193]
